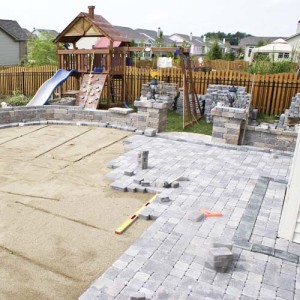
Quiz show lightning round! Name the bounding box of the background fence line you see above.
[1,66,300,115]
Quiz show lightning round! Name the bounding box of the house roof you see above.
[136,28,158,40]
[135,28,174,46]
[32,28,60,38]
[238,36,285,47]
[286,31,300,41]
[170,33,206,47]
[0,19,28,41]
[54,10,130,44]
[114,26,142,41]
[22,28,33,38]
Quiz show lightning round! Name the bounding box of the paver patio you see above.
[81,133,300,300]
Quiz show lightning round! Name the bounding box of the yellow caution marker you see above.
[115,194,157,235]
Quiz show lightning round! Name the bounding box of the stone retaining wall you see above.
[211,106,298,151]
[0,100,168,133]
[204,85,251,123]
[245,126,297,152]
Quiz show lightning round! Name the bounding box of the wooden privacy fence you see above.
[0,65,78,96]
[202,60,249,71]
[125,67,300,116]
[1,66,300,115]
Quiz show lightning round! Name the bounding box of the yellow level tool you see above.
[115,194,157,235]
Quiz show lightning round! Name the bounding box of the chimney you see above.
[88,6,95,19]
[157,27,161,38]
[203,35,206,42]
[223,38,226,44]
[297,20,300,34]
[190,32,193,41]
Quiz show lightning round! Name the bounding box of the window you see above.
[144,51,151,58]
[144,42,152,58]
[278,53,290,59]
[248,47,254,57]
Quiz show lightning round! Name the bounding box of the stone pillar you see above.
[134,100,168,132]
[211,106,246,145]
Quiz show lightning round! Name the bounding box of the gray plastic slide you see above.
[27,69,77,106]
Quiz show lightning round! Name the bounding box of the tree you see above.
[181,40,191,49]
[202,31,250,45]
[155,29,165,47]
[223,51,235,61]
[206,41,223,60]
[26,32,58,65]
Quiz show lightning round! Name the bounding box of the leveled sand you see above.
[0,125,151,300]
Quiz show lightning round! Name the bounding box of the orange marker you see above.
[200,209,223,217]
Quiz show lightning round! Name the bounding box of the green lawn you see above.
[256,113,279,124]
[166,110,213,135]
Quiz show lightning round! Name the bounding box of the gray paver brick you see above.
[79,134,297,300]
[79,287,100,300]
[129,292,146,300]
[277,288,294,300]
[226,285,242,298]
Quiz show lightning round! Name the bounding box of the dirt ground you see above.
[0,125,151,300]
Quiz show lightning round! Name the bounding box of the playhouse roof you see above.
[54,7,130,45]
[94,37,122,48]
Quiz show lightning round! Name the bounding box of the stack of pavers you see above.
[140,83,152,99]
[176,87,203,115]
[285,93,300,126]
[108,149,184,221]
[204,85,251,123]
[159,82,178,110]
[207,239,234,273]
[137,150,148,169]
[140,82,178,110]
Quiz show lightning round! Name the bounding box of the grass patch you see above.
[4,90,31,106]
[256,113,279,124]
[166,110,212,135]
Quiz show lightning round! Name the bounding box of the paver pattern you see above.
[80,134,300,300]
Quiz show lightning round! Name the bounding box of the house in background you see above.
[0,19,28,65]
[286,21,300,52]
[31,28,59,39]
[115,26,156,60]
[168,33,230,58]
[249,38,297,63]
[239,36,285,62]
[135,27,174,46]
[169,33,208,57]
[115,26,174,60]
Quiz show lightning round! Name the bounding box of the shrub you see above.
[6,90,30,106]
[206,41,223,60]
[247,60,297,74]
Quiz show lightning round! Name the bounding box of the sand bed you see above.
[0,125,151,299]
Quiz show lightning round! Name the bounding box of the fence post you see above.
[22,72,25,95]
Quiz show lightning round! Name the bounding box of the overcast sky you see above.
[0,0,299,38]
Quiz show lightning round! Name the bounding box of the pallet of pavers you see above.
[76,73,107,109]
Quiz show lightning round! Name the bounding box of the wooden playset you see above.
[54,6,201,126]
